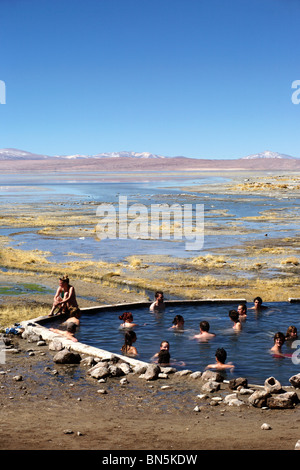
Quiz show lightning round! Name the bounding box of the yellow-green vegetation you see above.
[0,305,44,330]
[192,254,226,268]
[226,175,300,193]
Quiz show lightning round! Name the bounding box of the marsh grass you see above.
[0,304,45,329]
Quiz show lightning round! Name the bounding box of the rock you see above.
[201,370,223,383]
[193,406,201,412]
[2,337,12,346]
[264,376,283,394]
[53,349,81,364]
[289,373,300,389]
[80,356,96,367]
[133,365,147,375]
[239,388,254,395]
[108,365,124,377]
[261,423,272,430]
[118,362,132,375]
[144,364,160,381]
[158,373,169,379]
[13,375,23,381]
[229,377,248,390]
[248,389,271,408]
[201,380,220,393]
[22,331,42,342]
[211,396,223,402]
[97,389,107,394]
[36,340,46,346]
[174,369,192,377]
[224,393,237,404]
[63,429,74,434]
[189,371,202,379]
[160,366,176,374]
[295,440,300,450]
[120,377,128,385]
[228,398,244,406]
[48,338,64,351]
[88,363,109,380]
[267,391,299,409]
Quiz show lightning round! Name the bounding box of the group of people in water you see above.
[48,280,298,369]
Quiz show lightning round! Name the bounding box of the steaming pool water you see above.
[49,301,300,386]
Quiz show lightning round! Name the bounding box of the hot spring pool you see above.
[49,301,300,386]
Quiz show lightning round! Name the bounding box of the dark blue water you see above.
[63,301,300,386]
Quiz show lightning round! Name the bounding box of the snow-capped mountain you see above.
[241,150,297,160]
[0,148,53,160]
[0,148,167,160]
[91,151,166,159]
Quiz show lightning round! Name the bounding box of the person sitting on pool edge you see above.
[149,291,165,313]
[121,330,138,357]
[229,310,242,331]
[49,275,79,316]
[237,303,247,319]
[192,321,216,340]
[205,347,235,371]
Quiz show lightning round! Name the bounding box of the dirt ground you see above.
[1,333,300,453]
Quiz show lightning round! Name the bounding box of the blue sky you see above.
[1,0,300,159]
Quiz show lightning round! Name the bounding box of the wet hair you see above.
[273,332,285,344]
[238,304,247,313]
[119,311,133,322]
[254,296,263,304]
[286,325,298,338]
[160,340,169,348]
[158,350,170,365]
[122,330,137,353]
[66,322,77,333]
[229,310,240,323]
[68,307,81,318]
[200,321,210,332]
[155,291,164,299]
[172,315,184,325]
[215,347,227,364]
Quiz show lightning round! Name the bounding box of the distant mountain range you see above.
[0,148,298,161]
[0,148,300,172]
[0,148,168,160]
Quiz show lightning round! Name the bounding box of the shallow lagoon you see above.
[1,172,300,263]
